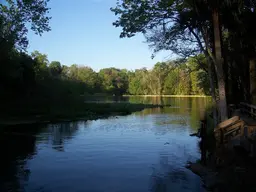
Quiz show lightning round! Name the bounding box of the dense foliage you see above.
[0,0,209,113]
[3,0,256,122]
[111,0,256,121]
[128,59,209,95]
[1,50,210,101]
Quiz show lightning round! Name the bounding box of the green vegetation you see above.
[128,59,209,95]
[1,49,210,101]
[1,0,256,125]
[0,0,210,123]
[1,46,209,124]
[111,0,256,122]
[110,1,256,190]
[0,101,164,126]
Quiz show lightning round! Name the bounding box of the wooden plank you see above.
[223,120,244,132]
[224,130,241,144]
[215,103,256,149]
[239,102,256,118]
[215,120,245,144]
[215,116,240,131]
[224,127,241,137]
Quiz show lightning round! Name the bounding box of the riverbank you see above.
[0,102,167,126]
[123,95,210,97]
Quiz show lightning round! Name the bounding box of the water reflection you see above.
[47,122,79,151]
[0,125,40,192]
[0,122,81,192]
[133,97,209,132]
[1,97,210,192]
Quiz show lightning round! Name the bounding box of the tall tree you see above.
[152,62,169,95]
[49,61,62,77]
[99,68,128,95]
[31,50,49,80]
[0,0,51,50]
[110,0,234,121]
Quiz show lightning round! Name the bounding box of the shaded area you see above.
[0,125,42,192]
[0,122,80,192]
[0,102,167,126]
[150,150,203,192]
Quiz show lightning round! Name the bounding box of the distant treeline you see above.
[0,0,209,103]
[1,50,210,100]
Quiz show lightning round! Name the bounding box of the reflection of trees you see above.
[0,121,81,191]
[46,122,79,152]
[131,97,211,131]
[190,98,209,131]
[0,124,42,192]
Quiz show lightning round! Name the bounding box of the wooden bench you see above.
[214,116,244,144]
[223,120,245,143]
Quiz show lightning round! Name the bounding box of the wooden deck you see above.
[214,103,256,156]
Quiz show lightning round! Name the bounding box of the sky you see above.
[27,0,172,72]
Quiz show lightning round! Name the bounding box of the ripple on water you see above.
[2,102,206,192]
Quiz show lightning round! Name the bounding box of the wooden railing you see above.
[240,102,256,119]
[214,116,244,145]
[214,103,256,155]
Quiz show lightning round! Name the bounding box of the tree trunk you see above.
[244,58,251,102]
[207,58,218,126]
[249,58,256,104]
[212,9,228,121]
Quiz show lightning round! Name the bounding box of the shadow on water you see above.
[150,156,188,192]
[149,151,203,192]
[0,124,41,192]
[0,122,80,192]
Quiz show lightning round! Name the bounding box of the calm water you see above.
[1,97,210,192]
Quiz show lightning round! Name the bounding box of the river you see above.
[1,97,211,192]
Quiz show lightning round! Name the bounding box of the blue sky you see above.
[27,0,172,71]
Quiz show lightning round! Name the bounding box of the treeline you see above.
[111,0,256,121]
[1,49,209,100]
[0,0,210,103]
[128,57,209,95]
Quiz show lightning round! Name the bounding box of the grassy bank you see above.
[123,95,211,97]
[0,98,165,126]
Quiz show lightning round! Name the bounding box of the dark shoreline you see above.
[0,102,169,127]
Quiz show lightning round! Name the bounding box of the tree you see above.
[152,62,169,95]
[110,0,229,120]
[212,3,228,121]
[187,55,210,95]
[0,0,51,99]
[128,68,150,95]
[76,66,101,92]
[0,0,51,50]
[31,50,49,80]
[164,69,179,95]
[99,68,128,95]
[49,61,62,77]
[68,64,79,80]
